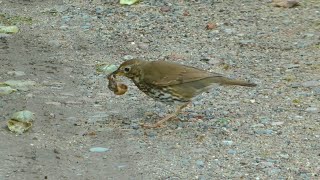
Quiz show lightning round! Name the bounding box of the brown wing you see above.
[141,61,223,86]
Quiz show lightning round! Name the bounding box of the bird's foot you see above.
[141,114,176,128]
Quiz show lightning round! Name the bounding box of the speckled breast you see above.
[133,82,189,105]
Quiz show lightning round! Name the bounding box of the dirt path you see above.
[1,0,319,179]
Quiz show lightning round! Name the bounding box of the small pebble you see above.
[116,164,127,169]
[123,55,134,60]
[269,168,281,175]
[227,149,237,155]
[138,42,149,50]
[285,64,300,69]
[261,161,273,167]
[279,153,289,159]
[160,6,171,12]
[181,158,190,166]
[198,175,206,180]
[223,28,236,34]
[206,23,217,30]
[48,40,61,48]
[146,131,157,138]
[59,25,69,30]
[305,107,319,113]
[255,129,273,135]
[7,71,26,76]
[81,24,91,30]
[290,83,300,88]
[312,87,320,95]
[0,33,12,38]
[207,59,220,65]
[222,140,233,146]
[301,81,320,88]
[239,40,255,45]
[95,6,104,14]
[54,5,69,13]
[196,160,205,168]
[271,121,284,126]
[89,147,109,152]
[251,123,265,128]
[130,123,139,130]
[259,117,270,124]
[61,15,71,22]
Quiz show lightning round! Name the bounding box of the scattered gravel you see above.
[0,0,319,179]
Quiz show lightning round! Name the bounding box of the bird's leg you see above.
[142,102,189,128]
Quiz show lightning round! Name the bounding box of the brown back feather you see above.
[141,60,223,86]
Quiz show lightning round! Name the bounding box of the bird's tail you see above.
[211,77,257,87]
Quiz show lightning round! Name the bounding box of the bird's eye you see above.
[124,67,130,72]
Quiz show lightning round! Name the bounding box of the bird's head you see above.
[111,59,144,79]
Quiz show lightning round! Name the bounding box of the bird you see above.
[110,59,256,128]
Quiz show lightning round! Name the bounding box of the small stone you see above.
[285,64,300,69]
[269,168,281,175]
[250,99,256,103]
[147,131,157,138]
[301,81,320,87]
[54,5,69,13]
[261,161,274,167]
[223,28,236,34]
[62,15,71,22]
[259,117,270,124]
[196,160,205,168]
[0,25,19,34]
[304,33,315,38]
[7,71,26,76]
[160,6,171,12]
[81,24,91,30]
[271,121,284,126]
[206,23,217,30]
[81,14,90,20]
[239,40,255,45]
[0,33,12,38]
[130,123,139,130]
[116,164,127,169]
[88,112,109,123]
[0,85,16,95]
[290,82,300,88]
[4,80,36,91]
[119,0,139,5]
[48,40,61,48]
[312,87,320,95]
[227,149,237,155]
[222,140,233,146]
[272,0,300,8]
[279,153,289,159]
[293,115,304,120]
[305,107,319,113]
[183,10,190,16]
[89,147,109,152]
[59,25,69,30]
[208,59,220,65]
[251,123,265,128]
[123,55,134,60]
[138,42,149,50]
[181,158,190,166]
[255,129,273,135]
[65,101,83,105]
[95,6,104,14]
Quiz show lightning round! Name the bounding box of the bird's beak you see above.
[111,69,124,77]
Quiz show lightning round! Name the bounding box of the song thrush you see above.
[110,59,256,128]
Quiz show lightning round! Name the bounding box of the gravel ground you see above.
[0,0,319,179]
